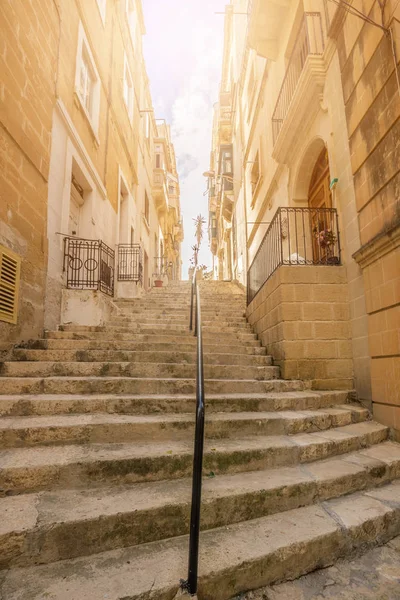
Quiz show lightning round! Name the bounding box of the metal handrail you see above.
[181,270,205,596]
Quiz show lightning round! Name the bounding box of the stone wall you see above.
[247,266,353,391]
[337,0,400,434]
[354,228,400,438]
[0,0,59,357]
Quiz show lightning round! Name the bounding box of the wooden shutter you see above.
[0,245,21,324]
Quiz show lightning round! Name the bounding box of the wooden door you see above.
[308,148,333,262]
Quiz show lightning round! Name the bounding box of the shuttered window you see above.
[0,245,21,324]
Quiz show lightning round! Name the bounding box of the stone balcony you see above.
[152,168,168,213]
[271,12,327,164]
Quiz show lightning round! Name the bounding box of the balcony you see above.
[218,91,233,143]
[248,0,291,60]
[247,207,341,304]
[271,13,326,164]
[152,168,168,213]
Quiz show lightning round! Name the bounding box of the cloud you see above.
[142,0,226,276]
[177,153,200,181]
[168,27,223,274]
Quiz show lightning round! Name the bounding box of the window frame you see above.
[144,191,150,227]
[75,23,101,138]
[123,54,134,123]
[250,149,264,208]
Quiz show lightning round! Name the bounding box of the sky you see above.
[142,0,227,278]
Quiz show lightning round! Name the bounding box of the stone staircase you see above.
[0,280,399,599]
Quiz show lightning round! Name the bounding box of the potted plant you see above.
[313,226,339,264]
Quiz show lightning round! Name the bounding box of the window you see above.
[145,112,151,139]
[123,56,134,122]
[251,152,261,196]
[75,24,101,135]
[126,0,136,44]
[80,49,94,115]
[0,245,21,325]
[156,153,161,169]
[247,62,256,120]
[144,191,150,224]
[130,227,135,245]
[96,0,106,24]
[168,184,174,195]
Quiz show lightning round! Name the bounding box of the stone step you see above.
[44,330,259,342]
[0,390,350,417]
[0,421,388,494]
[109,317,249,326]
[0,361,280,381]
[114,309,246,317]
[24,339,267,354]
[2,480,399,599]
[1,442,399,570]
[101,321,253,331]
[0,376,307,396]
[0,405,369,448]
[58,323,254,334]
[115,302,246,311]
[11,349,273,366]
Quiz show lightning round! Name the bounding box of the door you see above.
[308,148,333,262]
[68,187,81,237]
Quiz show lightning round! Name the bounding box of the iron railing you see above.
[180,270,205,596]
[272,12,325,145]
[247,207,341,304]
[63,237,115,296]
[117,244,143,284]
[154,256,174,280]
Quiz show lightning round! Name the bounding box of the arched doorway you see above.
[308,148,336,263]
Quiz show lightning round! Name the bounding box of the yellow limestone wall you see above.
[247,266,354,391]
[337,0,400,435]
[0,0,59,357]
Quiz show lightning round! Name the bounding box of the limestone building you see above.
[0,0,183,355]
[208,0,400,435]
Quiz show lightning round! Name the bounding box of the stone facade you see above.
[0,0,59,358]
[0,0,183,354]
[208,0,400,433]
[336,0,400,436]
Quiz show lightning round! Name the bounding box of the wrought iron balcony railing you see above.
[272,12,325,145]
[117,244,143,284]
[247,207,341,304]
[63,237,115,297]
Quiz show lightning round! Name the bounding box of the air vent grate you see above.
[0,245,21,324]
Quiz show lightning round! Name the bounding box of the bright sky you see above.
[142,0,226,278]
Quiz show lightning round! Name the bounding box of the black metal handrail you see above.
[181,270,205,596]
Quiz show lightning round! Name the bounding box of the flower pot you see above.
[327,256,340,265]
[154,279,163,288]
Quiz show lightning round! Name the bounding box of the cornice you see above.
[352,223,400,269]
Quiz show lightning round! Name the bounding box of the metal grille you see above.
[272,12,325,145]
[247,207,341,304]
[63,237,115,296]
[154,256,173,280]
[118,244,143,284]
